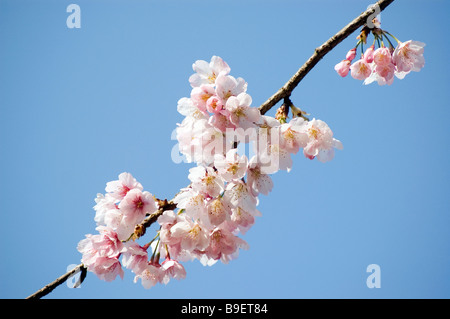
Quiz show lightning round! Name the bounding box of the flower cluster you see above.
[335,20,425,85]
[165,57,343,271]
[78,56,343,289]
[176,56,343,167]
[78,173,188,287]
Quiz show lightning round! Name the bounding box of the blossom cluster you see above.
[335,21,425,85]
[176,56,343,167]
[78,56,343,289]
[163,57,343,273]
[78,172,187,287]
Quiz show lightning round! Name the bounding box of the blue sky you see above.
[1,0,449,299]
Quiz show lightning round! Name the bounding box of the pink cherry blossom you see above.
[103,208,137,241]
[118,189,158,226]
[253,115,281,160]
[93,194,130,241]
[350,58,372,80]
[77,227,124,282]
[134,263,165,289]
[206,197,232,227]
[97,174,158,240]
[157,211,192,262]
[316,140,344,162]
[177,117,224,165]
[393,40,425,73]
[77,235,98,266]
[89,256,124,282]
[91,226,124,256]
[177,97,208,120]
[189,56,231,88]
[105,172,143,200]
[373,47,392,66]
[190,84,216,114]
[260,142,293,174]
[246,156,274,196]
[121,241,149,274]
[375,62,395,85]
[173,187,207,221]
[205,227,249,263]
[188,166,224,198]
[225,93,261,130]
[215,74,247,103]
[191,119,226,165]
[334,60,351,77]
[302,119,343,162]
[208,112,236,133]
[280,117,308,154]
[170,216,210,251]
[158,210,182,246]
[229,206,261,235]
[214,148,248,182]
[93,193,118,226]
[161,259,187,284]
[223,180,258,212]
[363,60,396,86]
[175,117,199,163]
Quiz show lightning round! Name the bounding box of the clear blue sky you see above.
[1,0,449,299]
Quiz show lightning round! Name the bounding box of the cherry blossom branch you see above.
[258,0,395,115]
[26,0,396,299]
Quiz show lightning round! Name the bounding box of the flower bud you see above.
[346,48,357,61]
[334,60,351,77]
[364,44,375,63]
[275,105,288,123]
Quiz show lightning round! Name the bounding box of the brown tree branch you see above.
[25,0,395,299]
[26,263,85,299]
[133,199,178,239]
[258,0,395,115]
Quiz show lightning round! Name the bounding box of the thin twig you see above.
[26,263,85,299]
[141,199,178,230]
[258,0,395,115]
[134,199,178,239]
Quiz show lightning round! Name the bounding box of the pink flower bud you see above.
[346,48,357,61]
[334,60,351,77]
[364,45,375,63]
